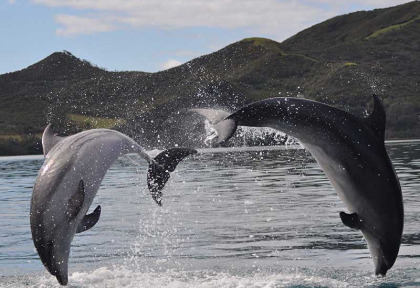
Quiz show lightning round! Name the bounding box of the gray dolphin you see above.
[189,108,234,145]
[30,125,196,285]
[207,95,403,276]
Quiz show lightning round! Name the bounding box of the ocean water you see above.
[0,142,419,287]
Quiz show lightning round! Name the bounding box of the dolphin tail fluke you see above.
[147,148,197,205]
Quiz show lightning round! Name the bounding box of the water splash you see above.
[203,118,298,147]
[15,265,353,288]
[204,120,218,146]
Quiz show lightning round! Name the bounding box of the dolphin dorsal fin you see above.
[76,205,101,233]
[67,180,85,221]
[363,95,386,142]
[42,124,67,156]
[340,211,363,230]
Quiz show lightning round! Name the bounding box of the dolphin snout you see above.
[35,240,55,274]
[213,119,237,144]
[374,254,390,276]
[35,240,69,285]
[55,272,69,286]
[372,239,399,277]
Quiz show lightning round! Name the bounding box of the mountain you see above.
[4,51,106,81]
[1,1,419,155]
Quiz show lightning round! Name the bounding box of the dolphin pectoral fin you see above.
[362,94,386,142]
[76,205,101,233]
[340,211,363,230]
[67,180,85,220]
[147,148,197,206]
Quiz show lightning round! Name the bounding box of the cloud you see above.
[161,59,183,70]
[32,0,413,38]
[304,0,412,11]
[54,14,117,36]
[344,0,410,7]
[8,0,16,4]
[159,50,201,58]
[32,0,337,39]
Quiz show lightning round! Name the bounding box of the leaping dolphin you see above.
[189,108,234,146]
[204,95,403,276]
[30,125,196,285]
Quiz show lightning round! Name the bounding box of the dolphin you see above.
[30,125,196,285]
[189,108,232,145]
[206,95,403,276]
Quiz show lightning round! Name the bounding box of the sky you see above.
[0,0,414,74]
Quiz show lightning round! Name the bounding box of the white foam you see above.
[23,266,350,288]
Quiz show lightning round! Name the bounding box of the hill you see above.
[0,1,419,155]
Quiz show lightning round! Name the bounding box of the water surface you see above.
[0,142,419,287]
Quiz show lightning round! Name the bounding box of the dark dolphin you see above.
[210,95,403,276]
[30,125,196,285]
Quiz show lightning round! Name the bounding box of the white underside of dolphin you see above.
[30,125,196,285]
[189,108,234,146]
[199,95,403,276]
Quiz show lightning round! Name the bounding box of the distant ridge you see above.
[0,1,419,155]
[282,1,420,54]
[4,51,106,81]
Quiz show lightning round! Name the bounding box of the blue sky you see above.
[0,0,413,74]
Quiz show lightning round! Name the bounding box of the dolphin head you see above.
[31,222,73,285]
[209,118,237,145]
[212,99,290,145]
[340,211,401,276]
[364,232,400,276]
[31,179,87,285]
